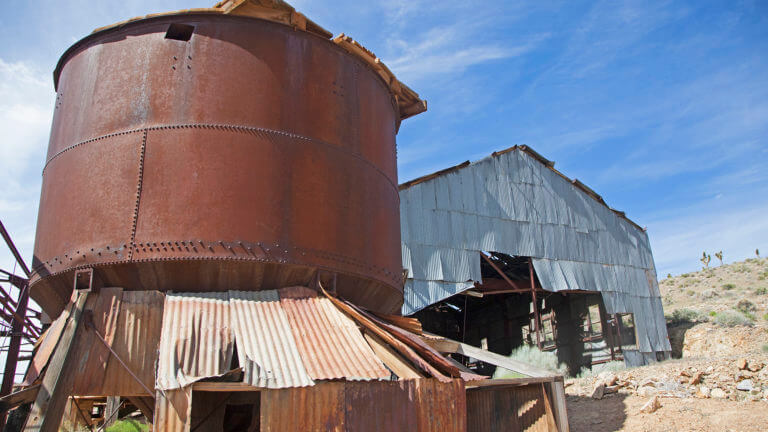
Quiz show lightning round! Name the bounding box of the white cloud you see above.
[0,58,53,278]
[387,28,548,83]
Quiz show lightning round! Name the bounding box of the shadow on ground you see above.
[566,393,628,432]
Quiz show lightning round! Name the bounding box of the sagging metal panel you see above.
[400,146,669,356]
[157,292,233,390]
[229,290,315,389]
[279,287,390,381]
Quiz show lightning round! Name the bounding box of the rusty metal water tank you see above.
[30,11,425,316]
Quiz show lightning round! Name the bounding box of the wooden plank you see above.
[540,383,560,431]
[24,291,89,432]
[466,377,559,389]
[192,382,260,392]
[0,385,40,413]
[550,381,570,432]
[423,336,557,378]
[363,332,423,380]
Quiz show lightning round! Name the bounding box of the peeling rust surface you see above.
[31,14,404,316]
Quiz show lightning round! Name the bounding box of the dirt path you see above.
[567,393,768,432]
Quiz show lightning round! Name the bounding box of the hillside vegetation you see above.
[660,256,768,334]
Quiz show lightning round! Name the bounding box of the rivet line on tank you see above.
[40,124,399,191]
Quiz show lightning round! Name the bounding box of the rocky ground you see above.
[565,257,768,431]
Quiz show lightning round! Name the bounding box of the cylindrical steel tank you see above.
[31,13,409,316]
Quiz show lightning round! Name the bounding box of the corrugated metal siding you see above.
[260,379,466,432]
[279,291,390,381]
[70,290,164,396]
[466,384,551,432]
[153,387,191,432]
[400,147,670,356]
[229,290,315,389]
[157,292,233,390]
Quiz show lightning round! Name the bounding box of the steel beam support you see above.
[0,282,30,429]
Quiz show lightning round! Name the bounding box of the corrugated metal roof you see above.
[399,146,670,359]
[229,290,315,389]
[279,287,390,381]
[156,292,233,390]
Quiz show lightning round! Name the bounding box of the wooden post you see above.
[24,291,89,432]
[528,258,542,349]
[104,396,121,427]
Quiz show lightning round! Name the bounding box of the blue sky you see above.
[0,0,767,282]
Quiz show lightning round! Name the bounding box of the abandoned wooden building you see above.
[400,146,671,374]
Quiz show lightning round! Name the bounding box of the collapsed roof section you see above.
[88,0,427,121]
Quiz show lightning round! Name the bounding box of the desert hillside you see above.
[565,257,768,432]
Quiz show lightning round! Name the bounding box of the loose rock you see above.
[591,382,605,399]
[711,388,727,398]
[737,379,754,391]
[736,358,748,370]
[640,395,661,414]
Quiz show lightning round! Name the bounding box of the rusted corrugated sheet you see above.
[157,292,233,390]
[278,287,390,381]
[68,290,163,396]
[229,290,314,389]
[154,387,191,432]
[261,379,466,432]
[466,384,553,432]
[413,379,467,432]
[261,382,346,432]
[71,288,123,395]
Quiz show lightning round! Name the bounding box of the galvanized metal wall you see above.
[400,148,671,359]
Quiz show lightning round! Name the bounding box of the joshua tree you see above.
[715,251,723,266]
[757,249,761,258]
[701,251,711,269]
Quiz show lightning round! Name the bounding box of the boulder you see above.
[748,362,764,372]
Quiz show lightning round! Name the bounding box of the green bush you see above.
[686,289,696,296]
[736,299,757,313]
[105,420,149,432]
[493,345,567,379]
[763,313,768,321]
[681,273,691,278]
[755,287,767,295]
[708,311,717,317]
[713,310,754,327]
[666,308,707,325]
[576,361,627,379]
[722,283,736,290]
[763,344,768,353]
